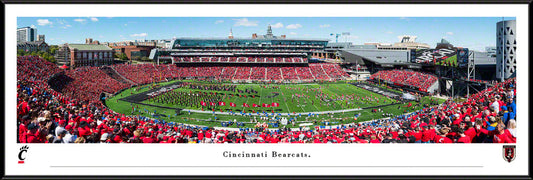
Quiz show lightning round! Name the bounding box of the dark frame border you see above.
[2,1,531,180]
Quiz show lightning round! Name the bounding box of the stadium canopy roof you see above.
[174,37,330,42]
[341,49,413,65]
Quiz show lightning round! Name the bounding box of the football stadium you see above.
[17,23,517,144]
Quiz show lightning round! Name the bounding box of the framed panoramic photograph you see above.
[3,2,530,179]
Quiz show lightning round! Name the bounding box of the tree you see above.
[48,45,59,55]
[118,53,129,60]
[17,49,25,56]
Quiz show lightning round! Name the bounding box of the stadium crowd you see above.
[17,56,516,143]
[110,63,347,83]
[370,70,438,92]
[173,56,306,63]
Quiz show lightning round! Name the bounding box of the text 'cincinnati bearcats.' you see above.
[223,151,311,158]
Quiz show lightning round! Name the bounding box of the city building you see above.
[364,35,430,51]
[435,38,454,49]
[228,28,234,39]
[85,38,101,45]
[485,46,497,57]
[17,26,37,43]
[54,43,71,65]
[17,41,49,52]
[496,20,516,81]
[107,41,156,61]
[251,24,286,39]
[37,35,45,42]
[67,44,114,68]
[157,39,173,49]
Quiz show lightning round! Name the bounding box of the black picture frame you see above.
[2,1,531,179]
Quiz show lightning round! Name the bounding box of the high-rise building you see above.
[37,35,45,42]
[496,20,516,81]
[17,27,37,43]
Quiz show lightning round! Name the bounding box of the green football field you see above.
[106,80,445,128]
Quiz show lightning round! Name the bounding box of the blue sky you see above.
[18,17,515,51]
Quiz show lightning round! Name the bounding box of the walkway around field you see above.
[181,107,364,116]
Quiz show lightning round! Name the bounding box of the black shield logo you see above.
[503,145,516,163]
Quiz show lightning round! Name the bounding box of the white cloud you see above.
[30,25,36,28]
[290,32,297,35]
[131,33,148,37]
[286,24,302,29]
[215,20,224,24]
[319,24,330,28]
[124,24,128,26]
[74,18,86,23]
[37,19,52,26]
[399,17,410,21]
[446,32,454,35]
[271,22,284,28]
[56,19,67,25]
[60,24,72,29]
[233,18,258,27]
[90,17,99,22]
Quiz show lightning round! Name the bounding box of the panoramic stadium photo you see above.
[16,17,517,144]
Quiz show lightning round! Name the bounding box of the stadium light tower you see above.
[342,32,350,43]
[330,33,341,43]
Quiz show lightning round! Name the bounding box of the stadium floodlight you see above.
[330,33,341,43]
